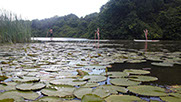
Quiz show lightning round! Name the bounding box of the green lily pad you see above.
[110,78,141,86]
[127,85,168,96]
[83,75,107,83]
[41,88,75,98]
[105,95,143,102]
[82,94,105,102]
[0,90,40,101]
[50,79,86,86]
[129,75,158,82]
[81,83,99,88]
[16,83,46,91]
[12,76,40,82]
[123,69,150,75]
[151,62,173,67]
[63,100,81,102]
[37,96,63,102]
[101,72,129,78]
[97,85,128,94]
[160,96,181,102]
[92,88,110,98]
[73,88,93,99]
[0,99,14,102]
[0,82,17,91]
[127,60,146,63]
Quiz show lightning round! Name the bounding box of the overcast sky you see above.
[0,0,109,20]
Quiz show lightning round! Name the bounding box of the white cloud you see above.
[0,0,109,20]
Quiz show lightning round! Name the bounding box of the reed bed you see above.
[0,9,31,43]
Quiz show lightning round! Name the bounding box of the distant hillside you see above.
[31,0,181,40]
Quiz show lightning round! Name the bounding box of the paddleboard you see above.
[134,39,160,42]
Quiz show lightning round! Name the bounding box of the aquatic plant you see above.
[0,9,31,43]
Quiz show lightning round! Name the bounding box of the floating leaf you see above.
[105,95,143,102]
[41,88,75,98]
[81,83,99,88]
[110,78,140,86]
[73,88,93,99]
[129,75,158,82]
[127,85,168,96]
[50,79,86,86]
[37,96,63,102]
[160,96,181,102]
[83,75,107,83]
[123,69,150,75]
[101,72,129,78]
[0,99,14,102]
[97,85,128,94]
[81,94,105,102]
[16,83,46,91]
[0,90,40,101]
[92,88,110,98]
[0,82,17,91]
[12,76,40,82]
[151,62,173,67]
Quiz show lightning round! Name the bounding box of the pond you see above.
[0,39,181,102]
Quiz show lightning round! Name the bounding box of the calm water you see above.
[32,37,181,86]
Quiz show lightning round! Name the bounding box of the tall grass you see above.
[0,9,31,43]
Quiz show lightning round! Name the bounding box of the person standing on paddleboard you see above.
[47,28,53,41]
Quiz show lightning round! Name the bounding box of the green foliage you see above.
[0,9,31,43]
[31,0,181,40]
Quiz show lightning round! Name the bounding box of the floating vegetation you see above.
[81,94,105,102]
[110,78,141,86]
[16,83,46,91]
[129,75,158,82]
[97,85,128,94]
[105,95,143,102]
[151,62,174,67]
[127,85,168,96]
[101,72,129,78]
[0,41,180,101]
[0,75,8,81]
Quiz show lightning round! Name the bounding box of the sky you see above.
[0,0,109,20]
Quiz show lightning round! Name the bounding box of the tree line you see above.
[31,0,181,40]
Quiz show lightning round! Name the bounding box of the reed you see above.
[0,9,31,43]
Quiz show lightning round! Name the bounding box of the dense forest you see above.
[32,0,181,40]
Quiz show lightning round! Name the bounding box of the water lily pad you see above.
[12,76,40,82]
[16,83,46,91]
[73,88,93,99]
[81,94,105,102]
[0,82,17,91]
[0,99,14,102]
[97,85,128,94]
[123,69,150,75]
[92,88,110,98]
[50,79,86,86]
[37,96,63,102]
[129,75,158,82]
[83,75,107,83]
[110,78,141,86]
[41,88,75,98]
[0,90,40,101]
[105,95,143,102]
[151,62,174,67]
[127,60,146,63]
[101,72,129,78]
[160,96,181,102]
[81,83,99,88]
[127,85,168,96]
